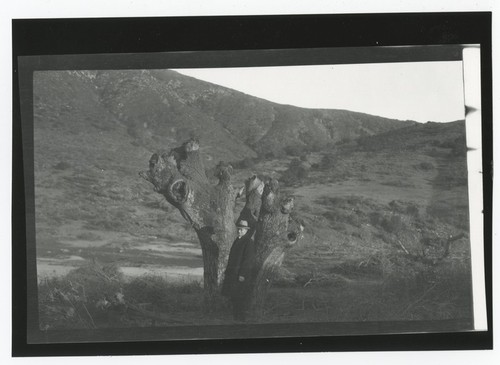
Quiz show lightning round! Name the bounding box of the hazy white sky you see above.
[174,61,465,123]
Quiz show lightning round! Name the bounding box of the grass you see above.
[38,254,472,330]
[36,146,472,329]
[266,250,473,323]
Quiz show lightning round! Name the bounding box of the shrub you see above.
[345,213,362,228]
[233,157,256,169]
[382,180,415,188]
[323,209,363,228]
[53,161,71,171]
[418,162,434,170]
[405,204,420,217]
[369,212,383,226]
[38,262,126,330]
[64,263,124,302]
[124,275,203,313]
[330,256,385,279]
[388,200,419,217]
[124,274,171,304]
[284,144,307,157]
[320,154,336,168]
[281,158,310,185]
[76,232,102,241]
[426,202,450,221]
[38,264,208,329]
[338,137,353,145]
[330,221,347,232]
[426,148,442,157]
[264,151,275,159]
[322,211,339,223]
[381,214,403,233]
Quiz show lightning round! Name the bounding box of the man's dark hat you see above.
[236,220,250,230]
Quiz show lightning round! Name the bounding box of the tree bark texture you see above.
[140,139,239,311]
[141,139,303,315]
[251,178,304,315]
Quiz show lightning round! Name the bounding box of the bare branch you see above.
[261,178,280,214]
[214,161,233,186]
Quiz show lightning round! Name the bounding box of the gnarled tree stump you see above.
[141,138,303,315]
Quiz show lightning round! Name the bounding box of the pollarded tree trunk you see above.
[247,177,304,316]
[141,138,303,316]
[140,139,240,312]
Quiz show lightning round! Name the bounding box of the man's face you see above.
[237,227,249,238]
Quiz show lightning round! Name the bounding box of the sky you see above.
[174,61,465,123]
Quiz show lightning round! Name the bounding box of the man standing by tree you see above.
[143,141,302,317]
[221,220,256,321]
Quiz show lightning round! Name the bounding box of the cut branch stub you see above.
[140,139,216,228]
[237,175,264,231]
[141,154,188,219]
[261,179,280,214]
[171,139,209,184]
[286,214,305,247]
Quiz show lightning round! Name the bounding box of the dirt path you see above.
[37,258,204,284]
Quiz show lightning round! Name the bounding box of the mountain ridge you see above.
[34,69,419,164]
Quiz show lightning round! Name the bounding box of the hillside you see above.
[34,69,414,163]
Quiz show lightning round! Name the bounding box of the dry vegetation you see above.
[34,70,472,331]
[37,122,472,329]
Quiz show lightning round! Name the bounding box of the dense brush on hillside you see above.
[34,70,414,162]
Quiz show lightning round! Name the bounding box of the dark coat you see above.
[221,234,256,298]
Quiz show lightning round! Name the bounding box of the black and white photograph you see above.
[17,45,486,344]
[11,11,493,357]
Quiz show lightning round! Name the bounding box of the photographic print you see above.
[12,12,492,354]
[20,48,479,343]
